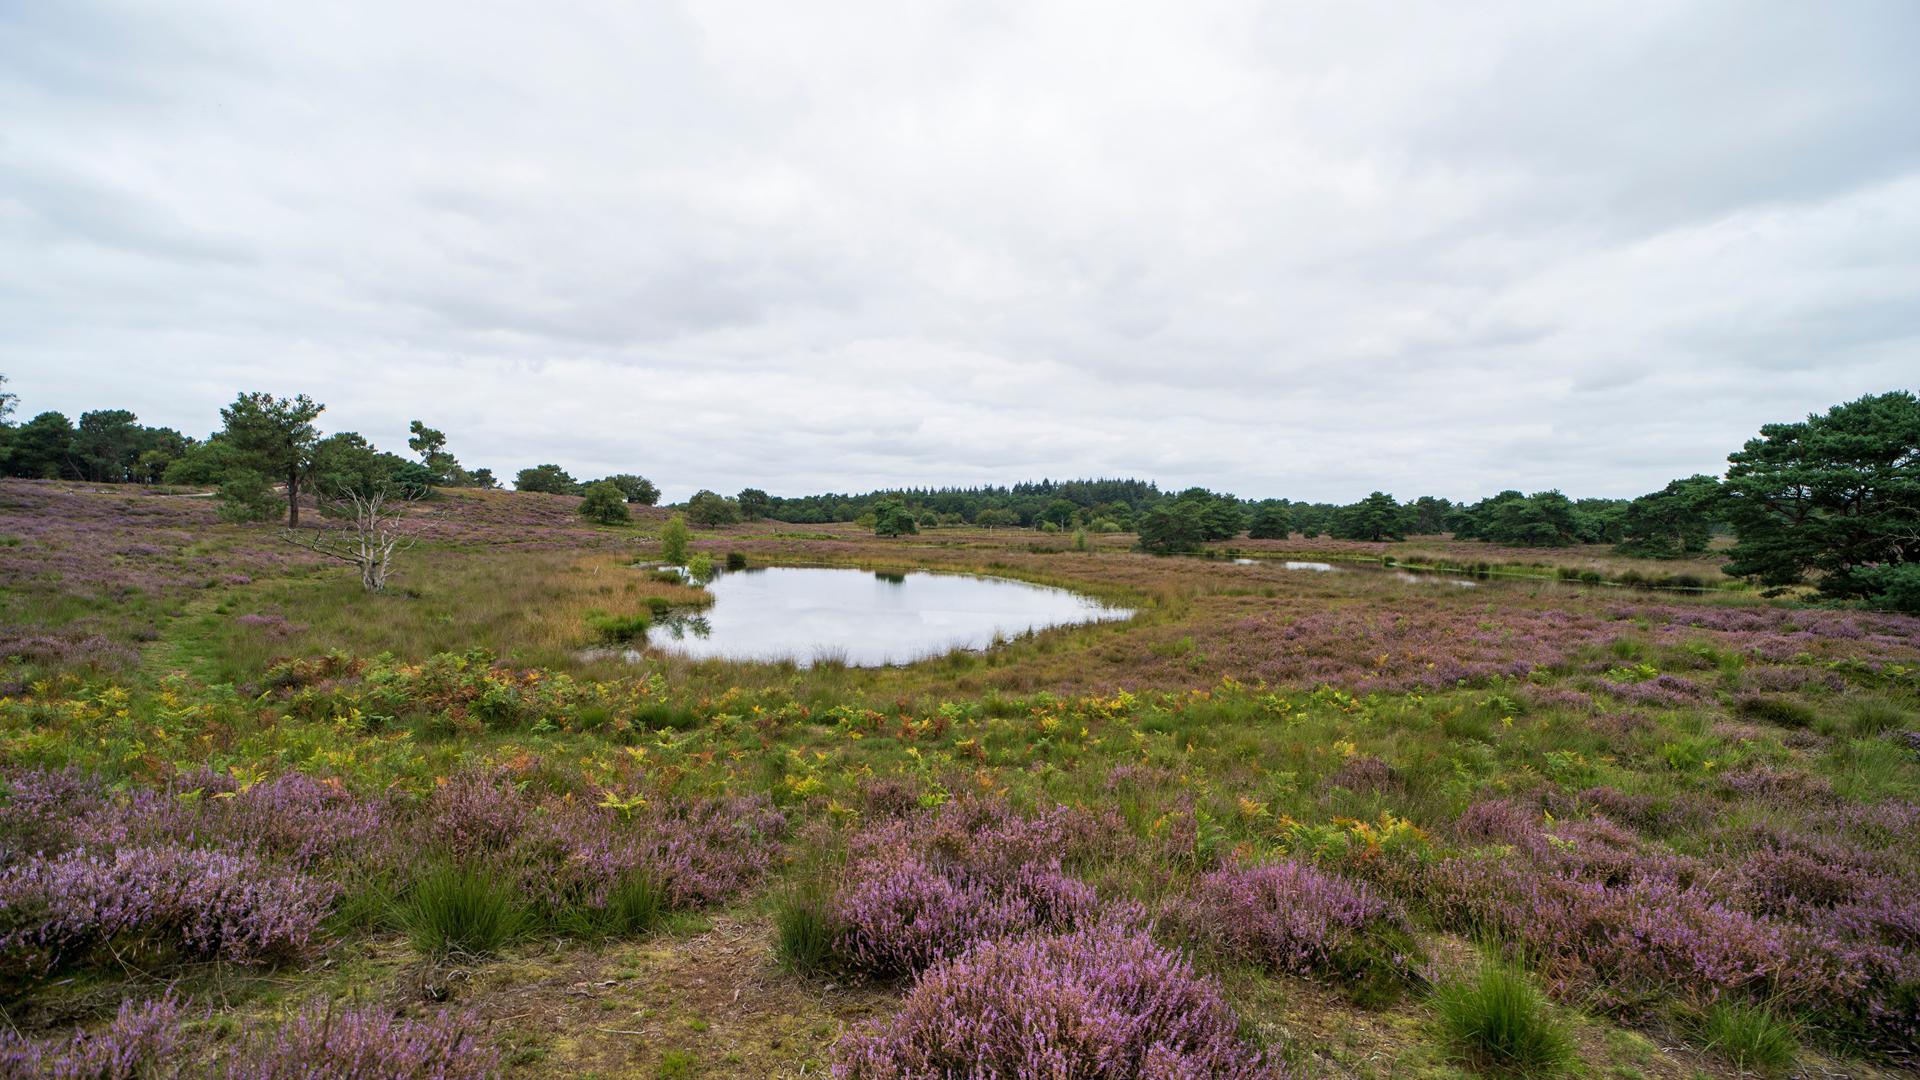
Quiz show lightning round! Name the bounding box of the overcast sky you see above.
[2,1,1916,503]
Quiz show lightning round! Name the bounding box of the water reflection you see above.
[644,566,1131,667]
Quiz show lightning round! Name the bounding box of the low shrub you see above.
[0,995,184,1078]
[832,929,1285,1078]
[227,1002,498,1079]
[0,846,335,979]
[1432,963,1575,1076]
[831,852,1096,977]
[1168,860,1425,1004]
[0,997,498,1079]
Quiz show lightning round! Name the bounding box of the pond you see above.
[645,567,1133,667]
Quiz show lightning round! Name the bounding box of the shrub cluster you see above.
[1167,860,1425,1002]
[824,800,1134,978]
[0,846,335,977]
[1425,798,1920,1054]
[0,997,498,1079]
[832,929,1286,1079]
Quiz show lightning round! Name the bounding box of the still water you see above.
[648,567,1132,667]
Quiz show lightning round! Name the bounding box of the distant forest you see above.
[2,374,1913,609]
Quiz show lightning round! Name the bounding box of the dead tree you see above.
[283,484,420,591]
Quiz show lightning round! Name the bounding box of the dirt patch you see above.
[439,915,896,1078]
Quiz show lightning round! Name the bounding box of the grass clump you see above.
[586,611,650,644]
[655,1049,697,1079]
[1432,962,1576,1076]
[1734,694,1816,729]
[1846,697,1909,736]
[397,863,527,958]
[563,872,665,940]
[773,880,837,974]
[1697,1001,1796,1074]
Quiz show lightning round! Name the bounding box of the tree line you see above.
[2,377,1912,610]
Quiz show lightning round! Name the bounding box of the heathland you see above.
[1,479,1916,1078]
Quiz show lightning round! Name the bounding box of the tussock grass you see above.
[773,880,837,974]
[1431,963,1576,1076]
[560,872,665,940]
[397,863,527,958]
[1698,1001,1797,1075]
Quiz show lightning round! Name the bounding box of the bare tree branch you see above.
[282,483,421,591]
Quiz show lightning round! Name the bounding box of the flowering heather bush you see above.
[1168,861,1421,997]
[829,800,1132,977]
[416,771,785,916]
[3,767,388,875]
[1596,673,1707,708]
[0,995,184,1079]
[233,613,308,638]
[223,1002,499,1080]
[1422,853,1797,1005]
[1,767,106,861]
[847,798,1132,873]
[833,929,1285,1079]
[0,630,140,672]
[197,772,389,870]
[0,998,499,1080]
[418,771,531,862]
[0,846,335,976]
[517,794,788,912]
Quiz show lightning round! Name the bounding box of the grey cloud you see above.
[1,0,1915,504]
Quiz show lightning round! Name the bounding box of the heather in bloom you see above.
[0,846,335,978]
[412,770,785,923]
[833,929,1286,1079]
[829,801,1129,977]
[1168,861,1424,1001]
[221,1002,499,1080]
[0,995,185,1080]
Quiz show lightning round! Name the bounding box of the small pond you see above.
[646,567,1132,667]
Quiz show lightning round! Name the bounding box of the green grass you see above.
[396,862,528,957]
[1432,963,1577,1076]
[655,1049,697,1078]
[1697,1001,1797,1075]
[560,872,666,940]
[586,610,651,644]
[773,880,836,974]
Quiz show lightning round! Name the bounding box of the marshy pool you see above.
[644,566,1133,667]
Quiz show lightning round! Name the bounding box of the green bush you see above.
[660,514,690,564]
[1432,963,1575,1076]
[1699,1001,1797,1074]
[397,863,527,957]
[578,480,632,525]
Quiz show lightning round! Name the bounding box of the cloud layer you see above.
[4,0,1916,501]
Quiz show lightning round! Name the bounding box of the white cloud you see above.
[3,0,1916,501]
